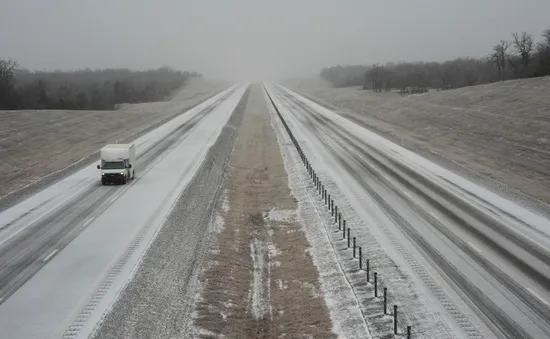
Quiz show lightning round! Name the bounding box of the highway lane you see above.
[0,83,249,339]
[0,86,236,304]
[267,84,550,339]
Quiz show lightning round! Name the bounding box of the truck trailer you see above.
[97,143,136,185]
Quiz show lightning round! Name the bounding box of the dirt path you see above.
[193,84,336,338]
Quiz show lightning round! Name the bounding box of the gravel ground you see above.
[0,78,229,210]
[287,76,550,211]
[192,84,336,338]
[89,86,249,339]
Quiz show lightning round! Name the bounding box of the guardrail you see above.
[264,84,413,339]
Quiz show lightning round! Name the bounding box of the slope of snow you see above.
[0,83,249,339]
[290,76,550,207]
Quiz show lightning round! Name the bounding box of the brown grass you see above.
[193,84,335,338]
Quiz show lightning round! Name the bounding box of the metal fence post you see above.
[343,223,346,239]
[394,305,398,334]
[384,288,387,315]
[366,259,370,282]
[374,272,378,297]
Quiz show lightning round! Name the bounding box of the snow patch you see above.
[248,239,271,319]
[196,328,227,339]
[220,311,228,321]
[268,243,281,257]
[221,190,230,213]
[212,190,229,234]
[266,208,296,222]
[277,279,288,290]
[233,229,240,252]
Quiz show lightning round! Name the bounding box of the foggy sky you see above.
[1,0,549,81]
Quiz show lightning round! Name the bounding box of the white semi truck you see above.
[97,143,136,185]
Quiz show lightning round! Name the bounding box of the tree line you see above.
[0,61,201,110]
[320,27,550,92]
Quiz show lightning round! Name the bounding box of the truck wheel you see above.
[122,177,127,185]
[101,179,105,185]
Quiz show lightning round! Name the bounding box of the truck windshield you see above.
[103,161,125,169]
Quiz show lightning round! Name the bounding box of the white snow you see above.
[0,84,240,240]
[277,279,288,290]
[212,190,229,234]
[248,239,271,320]
[267,243,281,257]
[277,84,550,302]
[266,208,296,223]
[265,84,491,338]
[265,83,550,338]
[0,83,249,339]
[264,86,371,339]
[278,85,550,243]
[221,189,230,213]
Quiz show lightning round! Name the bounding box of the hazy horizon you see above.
[1,0,549,81]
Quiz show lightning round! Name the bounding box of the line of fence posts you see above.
[305,150,413,338]
[264,85,412,339]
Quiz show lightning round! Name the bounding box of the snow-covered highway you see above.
[265,84,550,339]
[0,80,548,339]
[0,83,248,339]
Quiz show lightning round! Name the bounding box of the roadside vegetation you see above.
[320,27,550,92]
[0,60,201,110]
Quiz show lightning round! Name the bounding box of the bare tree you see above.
[507,56,521,79]
[535,27,550,76]
[368,63,384,92]
[487,54,500,79]
[362,69,370,90]
[0,59,17,82]
[489,40,511,81]
[512,32,534,76]
[383,68,393,91]
[331,57,501,90]
[542,27,550,45]
[0,59,19,108]
[440,62,455,89]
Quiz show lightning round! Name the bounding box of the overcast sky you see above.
[1,0,549,81]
